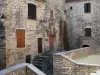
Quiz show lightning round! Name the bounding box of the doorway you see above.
[38,38,42,54]
[49,35,54,50]
[82,45,90,47]
[26,55,31,63]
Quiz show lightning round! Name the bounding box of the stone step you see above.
[36,57,46,59]
[42,53,51,56]
[33,64,42,66]
[35,59,44,62]
[33,60,44,63]
[39,56,48,58]
[33,61,44,64]
[32,51,53,75]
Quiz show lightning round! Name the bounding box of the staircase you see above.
[32,51,53,75]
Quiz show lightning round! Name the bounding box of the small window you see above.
[70,7,72,9]
[84,3,91,13]
[64,10,66,13]
[28,3,36,19]
[85,28,91,37]
[16,29,25,48]
[26,55,31,63]
[50,10,53,18]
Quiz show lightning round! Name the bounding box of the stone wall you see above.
[5,67,41,75]
[64,47,94,59]
[4,0,28,67]
[3,0,48,68]
[1,0,62,68]
[53,47,100,75]
[65,0,100,49]
[6,67,26,75]
[26,67,37,75]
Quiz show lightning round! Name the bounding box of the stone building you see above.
[1,0,100,74]
[64,0,100,49]
[47,0,100,49]
[0,0,64,70]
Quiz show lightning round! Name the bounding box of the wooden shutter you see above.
[84,3,91,13]
[28,3,36,19]
[16,29,25,48]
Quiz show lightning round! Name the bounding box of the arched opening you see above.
[82,45,90,48]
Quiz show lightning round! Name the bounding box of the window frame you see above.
[84,3,91,13]
[85,28,91,37]
[28,3,36,19]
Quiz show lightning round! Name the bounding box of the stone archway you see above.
[82,45,90,48]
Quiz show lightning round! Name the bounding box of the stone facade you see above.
[0,0,62,69]
[1,0,100,73]
[46,0,100,49]
[65,0,100,49]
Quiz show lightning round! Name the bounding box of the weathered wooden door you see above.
[16,29,25,48]
[49,35,54,50]
[38,38,42,53]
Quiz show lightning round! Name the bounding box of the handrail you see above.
[0,63,46,75]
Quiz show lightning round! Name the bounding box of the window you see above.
[70,7,72,10]
[50,10,53,18]
[26,55,31,63]
[16,29,25,48]
[64,10,66,13]
[28,3,36,19]
[85,28,91,37]
[84,3,91,13]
